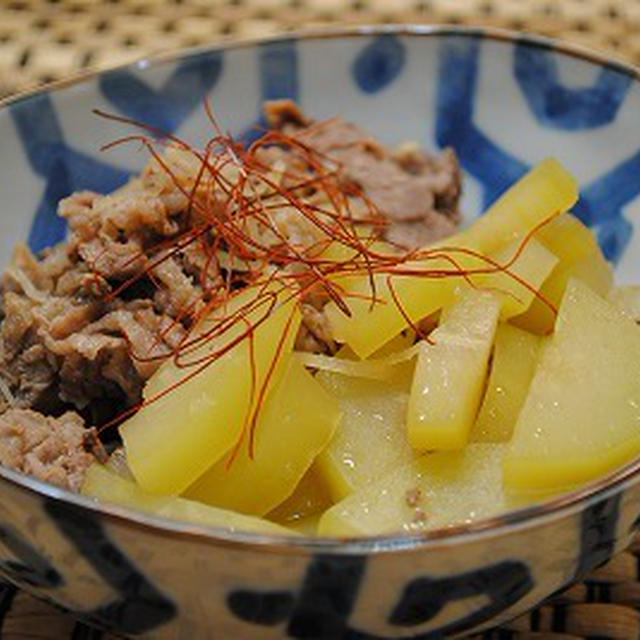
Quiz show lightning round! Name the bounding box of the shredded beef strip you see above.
[0,409,93,491]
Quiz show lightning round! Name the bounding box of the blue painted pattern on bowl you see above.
[1,25,640,638]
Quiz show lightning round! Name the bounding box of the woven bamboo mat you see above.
[2,0,640,638]
[2,0,640,99]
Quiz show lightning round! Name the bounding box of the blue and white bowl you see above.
[1,25,640,639]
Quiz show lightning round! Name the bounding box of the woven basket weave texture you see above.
[1,0,639,98]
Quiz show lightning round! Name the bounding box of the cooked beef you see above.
[263,99,462,250]
[0,101,463,488]
[384,213,458,249]
[0,154,201,419]
[295,303,338,355]
[264,99,310,129]
[0,262,187,418]
[0,409,93,491]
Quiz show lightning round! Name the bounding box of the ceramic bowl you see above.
[2,25,640,639]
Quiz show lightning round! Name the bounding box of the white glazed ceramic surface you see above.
[1,25,640,639]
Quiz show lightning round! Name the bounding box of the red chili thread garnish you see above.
[386,276,436,345]
[224,300,300,467]
[224,311,258,469]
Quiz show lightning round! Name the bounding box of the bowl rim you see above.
[2,22,640,554]
[2,22,637,110]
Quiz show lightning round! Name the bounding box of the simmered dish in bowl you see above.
[1,97,638,539]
